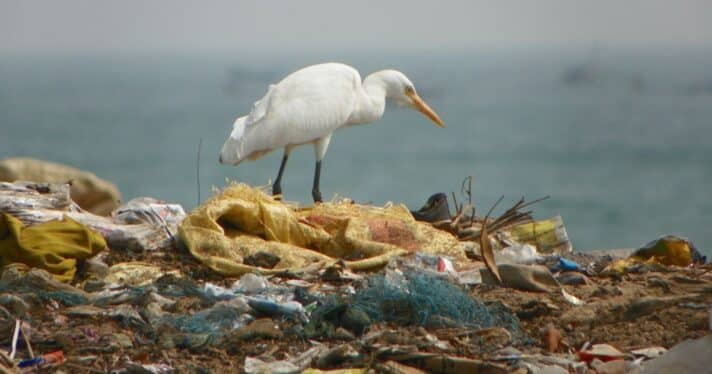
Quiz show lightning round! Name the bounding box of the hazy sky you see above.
[2,0,711,54]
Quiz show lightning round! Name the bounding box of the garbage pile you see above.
[0,178,710,373]
[0,157,121,216]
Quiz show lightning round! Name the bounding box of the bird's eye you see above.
[405,86,415,95]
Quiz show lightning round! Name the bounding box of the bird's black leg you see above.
[312,160,322,203]
[273,153,289,196]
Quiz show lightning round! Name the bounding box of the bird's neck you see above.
[346,73,388,125]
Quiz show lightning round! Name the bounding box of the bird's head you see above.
[380,70,445,128]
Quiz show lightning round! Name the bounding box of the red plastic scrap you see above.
[577,343,625,363]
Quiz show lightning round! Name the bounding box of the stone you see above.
[341,306,371,336]
[243,251,281,269]
[642,335,712,373]
[557,271,590,286]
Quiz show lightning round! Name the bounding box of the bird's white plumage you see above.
[220,63,362,164]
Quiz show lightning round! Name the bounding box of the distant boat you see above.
[686,80,712,96]
[561,63,647,93]
[562,63,599,86]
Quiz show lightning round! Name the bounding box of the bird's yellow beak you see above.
[407,91,445,128]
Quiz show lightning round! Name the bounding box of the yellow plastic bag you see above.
[603,235,703,274]
[0,213,106,282]
[179,183,467,276]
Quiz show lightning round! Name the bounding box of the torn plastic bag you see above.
[603,235,706,275]
[179,183,468,276]
[113,197,186,238]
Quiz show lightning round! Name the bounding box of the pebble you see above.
[556,271,590,286]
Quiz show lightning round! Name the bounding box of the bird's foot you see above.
[312,189,322,203]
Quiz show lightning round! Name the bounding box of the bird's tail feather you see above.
[219,116,248,165]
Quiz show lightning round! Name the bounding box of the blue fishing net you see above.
[158,303,247,335]
[350,269,525,339]
[37,291,89,306]
[0,283,89,306]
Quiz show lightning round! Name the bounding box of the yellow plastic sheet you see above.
[0,213,106,282]
[604,235,700,274]
[179,183,468,276]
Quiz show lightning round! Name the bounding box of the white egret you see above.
[219,62,444,202]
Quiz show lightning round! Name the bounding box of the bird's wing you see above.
[244,84,276,128]
[239,63,362,153]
